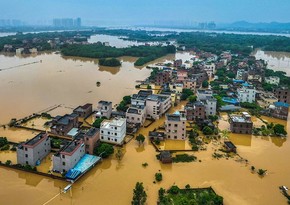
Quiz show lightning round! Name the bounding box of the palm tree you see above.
[220,129,230,139]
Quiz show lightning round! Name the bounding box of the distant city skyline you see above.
[1,0,290,26]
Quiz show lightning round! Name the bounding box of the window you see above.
[115,139,117,142]
[62,155,65,159]
[108,131,110,135]
[101,130,104,133]
[26,161,28,165]
[115,133,117,136]
[108,137,110,141]
[174,124,178,127]
[25,147,27,151]
[25,154,28,158]
[101,136,104,139]
[62,162,66,166]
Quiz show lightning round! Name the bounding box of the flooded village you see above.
[1,31,290,205]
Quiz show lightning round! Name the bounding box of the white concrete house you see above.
[237,83,256,103]
[100,118,126,145]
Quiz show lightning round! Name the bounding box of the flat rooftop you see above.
[55,113,78,125]
[57,139,83,155]
[99,100,112,105]
[23,132,47,147]
[85,127,100,137]
[101,118,126,128]
[166,113,186,121]
[230,115,252,123]
[147,94,170,102]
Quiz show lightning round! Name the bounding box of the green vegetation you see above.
[188,95,197,103]
[257,169,267,176]
[0,137,8,149]
[41,112,52,119]
[117,95,131,112]
[202,80,209,88]
[181,89,194,100]
[94,143,114,158]
[51,138,62,149]
[273,124,287,136]
[92,117,107,128]
[142,162,148,167]
[172,154,197,163]
[155,172,163,182]
[158,185,223,205]
[5,160,12,165]
[61,44,176,66]
[188,129,201,151]
[209,115,219,122]
[115,147,123,161]
[202,126,214,135]
[265,68,290,88]
[132,182,147,205]
[136,134,145,145]
[0,144,10,151]
[99,58,121,67]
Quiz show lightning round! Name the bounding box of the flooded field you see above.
[253,49,290,76]
[1,46,290,204]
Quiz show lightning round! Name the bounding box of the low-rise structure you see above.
[174,59,182,67]
[155,71,171,86]
[96,101,112,119]
[265,76,280,85]
[229,112,253,134]
[100,118,126,145]
[237,83,256,103]
[73,103,93,118]
[50,113,79,136]
[205,96,217,116]
[268,102,289,120]
[75,128,100,154]
[145,94,171,119]
[224,141,237,153]
[165,112,186,140]
[274,87,290,104]
[52,139,85,173]
[196,89,213,101]
[17,132,51,166]
[185,101,206,121]
[126,107,146,126]
[131,90,152,108]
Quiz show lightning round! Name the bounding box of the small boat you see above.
[279,186,289,191]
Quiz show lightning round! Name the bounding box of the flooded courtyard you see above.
[1,45,290,204]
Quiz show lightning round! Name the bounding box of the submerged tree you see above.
[115,147,123,161]
[132,182,147,205]
[136,134,145,146]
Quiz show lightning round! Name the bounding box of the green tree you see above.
[136,134,145,145]
[273,124,287,136]
[94,143,114,158]
[227,72,235,79]
[155,172,163,182]
[214,96,225,109]
[220,129,230,139]
[202,126,214,135]
[92,117,106,128]
[115,147,123,161]
[0,137,8,148]
[132,182,147,205]
[188,95,197,103]
[202,80,209,88]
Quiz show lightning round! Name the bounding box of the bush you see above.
[99,58,121,67]
[5,160,11,165]
[168,185,180,195]
[202,126,214,135]
[172,154,197,163]
[155,173,163,182]
[94,143,114,158]
[0,144,10,151]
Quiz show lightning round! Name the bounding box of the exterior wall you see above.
[17,134,51,166]
[84,130,100,155]
[194,105,206,120]
[52,141,85,173]
[169,84,183,94]
[205,99,217,116]
[265,76,280,85]
[155,72,170,86]
[274,88,290,104]
[160,96,172,116]
[197,90,213,101]
[97,101,112,119]
[184,80,197,92]
[126,107,146,126]
[177,71,188,81]
[230,121,253,134]
[100,119,126,145]
[165,117,186,140]
[50,115,78,136]
[73,104,93,118]
[238,87,256,103]
[145,100,161,119]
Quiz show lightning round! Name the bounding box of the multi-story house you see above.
[265,76,280,85]
[184,78,197,92]
[177,70,188,81]
[165,112,187,140]
[52,138,85,173]
[155,71,171,86]
[185,101,206,121]
[131,90,153,108]
[126,107,146,126]
[205,96,217,116]
[174,59,182,67]
[237,83,256,103]
[100,118,126,145]
[96,101,112,119]
[269,102,289,120]
[229,112,253,134]
[17,132,51,166]
[75,128,100,154]
[145,94,171,119]
[50,113,79,136]
[197,89,213,101]
[73,103,93,118]
[274,87,290,104]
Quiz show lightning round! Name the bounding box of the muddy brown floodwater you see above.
[1,50,290,205]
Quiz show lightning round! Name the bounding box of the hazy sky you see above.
[1,0,290,26]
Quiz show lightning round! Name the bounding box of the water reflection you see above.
[98,65,120,75]
[253,49,290,76]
